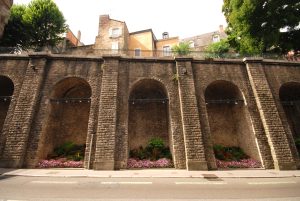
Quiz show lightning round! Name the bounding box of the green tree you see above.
[205,39,230,58]
[223,0,300,54]
[0,4,30,50]
[23,0,67,50]
[0,0,67,51]
[172,41,192,56]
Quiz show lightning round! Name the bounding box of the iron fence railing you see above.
[0,46,299,61]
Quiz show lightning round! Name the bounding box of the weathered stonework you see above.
[0,0,13,38]
[0,53,299,170]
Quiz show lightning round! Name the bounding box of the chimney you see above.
[98,15,110,35]
[76,30,81,46]
[162,32,169,39]
[219,25,224,33]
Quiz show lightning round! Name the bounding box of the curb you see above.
[1,168,300,179]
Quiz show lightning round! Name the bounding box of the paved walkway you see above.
[0,168,300,178]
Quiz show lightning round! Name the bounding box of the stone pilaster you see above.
[0,0,13,38]
[244,58,297,170]
[93,56,119,170]
[83,61,103,169]
[0,53,47,168]
[175,58,208,170]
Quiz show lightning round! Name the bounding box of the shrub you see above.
[171,42,191,56]
[49,141,85,161]
[213,145,249,161]
[129,137,173,165]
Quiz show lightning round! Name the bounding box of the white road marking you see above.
[101,181,152,185]
[248,181,297,185]
[30,181,78,184]
[7,200,28,201]
[175,181,227,185]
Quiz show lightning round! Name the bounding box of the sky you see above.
[13,0,227,45]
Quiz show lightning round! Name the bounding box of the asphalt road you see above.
[0,176,299,201]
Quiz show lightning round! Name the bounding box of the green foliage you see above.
[213,145,249,161]
[23,0,67,50]
[0,0,67,51]
[129,137,172,161]
[171,42,191,56]
[147,137,164,149]
[51,141,85,161]
[0,5,30,49]
[205,39,230,58]
[223,0,300,54]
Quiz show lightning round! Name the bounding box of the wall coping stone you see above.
[1,53,299,66]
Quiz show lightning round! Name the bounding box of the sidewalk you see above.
[1,168,300,178]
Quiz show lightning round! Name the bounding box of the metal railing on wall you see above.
[49,97,91,104]
[0,96,12,102]
[1,46,299,61]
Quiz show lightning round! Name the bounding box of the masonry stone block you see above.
[244,58,297,170]
[0,54,299,170]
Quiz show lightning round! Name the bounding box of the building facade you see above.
[66,15,179,57]
[181,25,227,51]
[0,53,299,171]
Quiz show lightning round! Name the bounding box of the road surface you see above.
[0,176,299,200]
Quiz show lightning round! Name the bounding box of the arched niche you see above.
[0,76,14,133]
[205,80,260,162]
[40,77,91,160]
[279,82,300,156]
[128,79,170,153]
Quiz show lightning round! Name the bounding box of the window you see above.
[112,42,118,54]
[163,45,171,56]
[109,27,121,38]
[212,35,220,43]
[189,41,195,48]
[134,48,141,57]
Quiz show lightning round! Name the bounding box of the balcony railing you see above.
[1,46,299,61]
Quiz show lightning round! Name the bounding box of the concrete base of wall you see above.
[93,161,115,170]
[187,160,208,171]
[276,161,298,170]
[0,159,23,168]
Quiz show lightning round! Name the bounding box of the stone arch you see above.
[205,80,261,164]
[39,77,91,161]
[279,82,300,158]
[0,75,14,133]
[128,79,172,163]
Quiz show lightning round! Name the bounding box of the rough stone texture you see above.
[0,54,47,168]
[24,55,103,168]
[128,80,169,150]
[193,60,275,169]
[0,54,299,170]
[263,62,300,169]
[176,58,208,170]
[93,56,119,170]
[245,58,297,170]
[0,0,12,38]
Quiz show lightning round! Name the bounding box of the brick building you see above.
[181,25,227,51]
[66,15,179,57]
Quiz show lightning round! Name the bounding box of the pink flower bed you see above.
[37,158,83,168]
[127,158,174,168]
[216,159,262,169]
